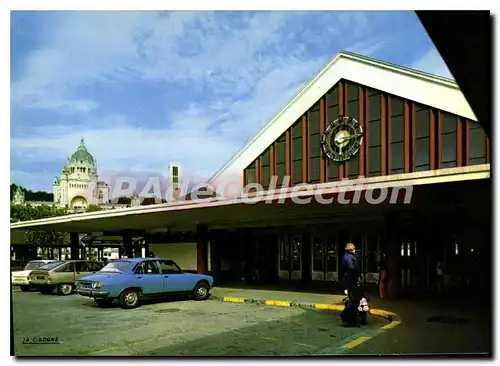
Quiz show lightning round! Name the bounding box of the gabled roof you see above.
[209,51,477,184]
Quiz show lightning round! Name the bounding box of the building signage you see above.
[321,115,363,162]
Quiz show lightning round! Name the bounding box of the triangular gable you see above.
[209,51,477,184]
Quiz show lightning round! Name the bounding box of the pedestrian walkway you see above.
[210,284,492,356]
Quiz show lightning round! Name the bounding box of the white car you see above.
[11,260,57,291]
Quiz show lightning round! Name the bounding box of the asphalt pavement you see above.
[12,288,386,356]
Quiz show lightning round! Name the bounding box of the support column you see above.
[144,235,151,257]
[209,230,222,281]
[196,224,209,274]
[133,240,142,258]
[70,232,80,260]
[123,231,134,258]
[385,214,401,300]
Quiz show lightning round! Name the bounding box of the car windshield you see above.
[99,261,131,273]
[38,261,63,270]
[24,261,49,270]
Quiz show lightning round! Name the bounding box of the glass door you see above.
[278,234,302,280]
[290,235,302,280]
[311,234,338,282]
[278,235,290,280]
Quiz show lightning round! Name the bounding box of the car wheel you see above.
[95,299,114,308]
[40,286,55,295]
[57,283,73,296]
[192,282,210,301]
[119,289,140,309]
[20,286,31,292]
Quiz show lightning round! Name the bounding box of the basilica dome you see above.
[68,138,95,167]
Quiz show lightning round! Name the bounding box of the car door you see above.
[159,260,189,293]
[133,261,163,295]
[55,262,75,283]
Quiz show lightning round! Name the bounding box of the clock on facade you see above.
[321,115,364,162]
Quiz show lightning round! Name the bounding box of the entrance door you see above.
[360,232,380,284]
[311,234,338,282]
[278,234,302,280]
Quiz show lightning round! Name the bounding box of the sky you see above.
[10,11,453,193]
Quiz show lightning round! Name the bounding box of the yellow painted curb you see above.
[381,320,401,330]
[265,300,290,307]
[343,336,372,349]
[315,303,344,311]
[222,296,245,303]
[369,308,396,319]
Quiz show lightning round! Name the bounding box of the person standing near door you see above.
[341,243,361,326]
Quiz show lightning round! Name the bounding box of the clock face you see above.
[321,115,364,162]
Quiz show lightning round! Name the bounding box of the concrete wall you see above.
[150,242,211,272]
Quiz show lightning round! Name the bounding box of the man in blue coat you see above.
[341,242,361,326]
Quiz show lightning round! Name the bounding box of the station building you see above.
[11,52,491,299]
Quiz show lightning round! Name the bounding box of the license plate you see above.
[37,276,45,280]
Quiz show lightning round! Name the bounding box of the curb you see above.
[209,294,401,353]
[210,295,400,322]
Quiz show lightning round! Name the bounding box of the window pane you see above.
[277,141,286,164]
[327,160,338,179]
[368,94,381,121]
[391,142,404,171]
[392,168,404,174]
[346,82,358,102]
[328,105,339,122]
[441,113,457,134]
[276,163,285,177]
[347,100,359,120]
[369,120,381,146]
[310,110,320,135]
[262,166,270,187]
[246,168,255,184]
[441,132,457,163]
[470,157,487,165]
[292,121,302,138]
[311,101,320,111]
[310,134,321,158]
[391,115,404,143]
[263,149,271,165]
[415,137,430,166]
[310,157,320,182]
[415,109,430,138]
[391,96,404,116]
[327,86,339,107]
[348,155,359,178]
[278,134,286,143]
[441,161,457,169]
[416,164,430,172]
[293,161,303,184]
[469,128,486,159]
[292,138,302,160]
[369,146,381,173]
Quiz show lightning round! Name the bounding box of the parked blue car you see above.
[76,258,214,309]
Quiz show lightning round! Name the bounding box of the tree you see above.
[10,183,53,202]
[87,204,103,212]
[117,196,131,205]
[11,203,70,256]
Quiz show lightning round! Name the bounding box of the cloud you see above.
[411,47,454,79]
[11,11,434,192]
